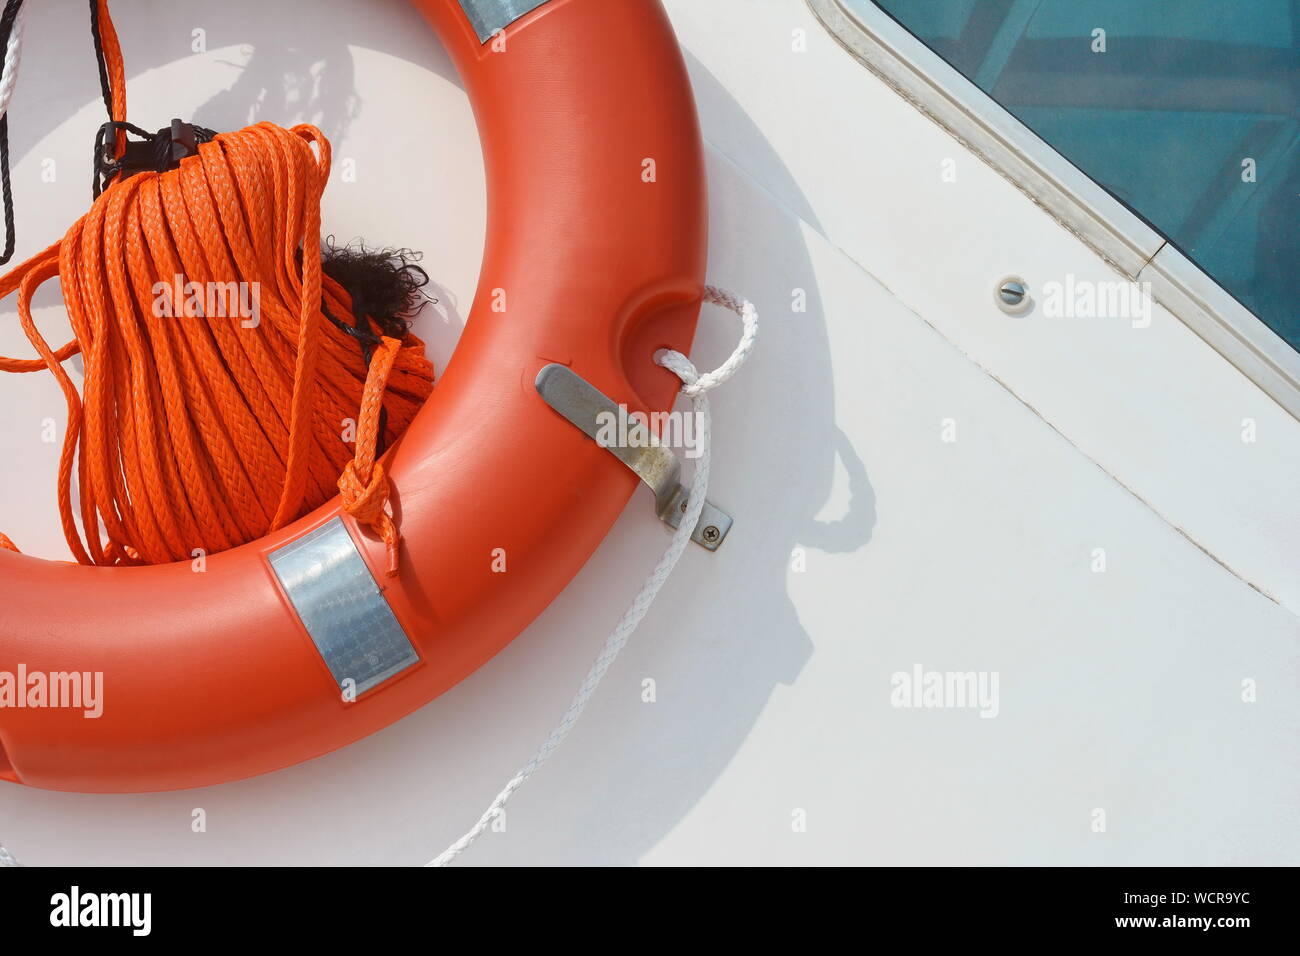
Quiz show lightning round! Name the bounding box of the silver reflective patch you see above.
[457,0,553,43]
[269,518,418,697]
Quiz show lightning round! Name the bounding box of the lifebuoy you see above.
[0,0,707,792]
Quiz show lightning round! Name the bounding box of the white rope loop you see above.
[428,285,756,867]
[657,284,759,397]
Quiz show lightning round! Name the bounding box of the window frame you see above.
[808,0,1300,421]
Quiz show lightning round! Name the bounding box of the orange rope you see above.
[0,6,432,573]
[94,0,126,158]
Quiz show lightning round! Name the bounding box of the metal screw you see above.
[702,525,720,544]
[999,280,1026,307]
[994,276,1031,315]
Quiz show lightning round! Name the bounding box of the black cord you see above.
[0,116,14,266]
[0,0,26,266]
[89,0,113,121]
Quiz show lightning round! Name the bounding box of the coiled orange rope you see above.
[0,1,432,573]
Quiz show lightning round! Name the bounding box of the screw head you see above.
[702,525,720,543]
[999,280,1026,305]
[994,275,1031,314]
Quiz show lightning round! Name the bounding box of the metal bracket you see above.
[535,364,734,552]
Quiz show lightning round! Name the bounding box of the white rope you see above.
[0,0,28,121]
[427,284,757,867]
[0,285,756,869]
[668,285,758,396]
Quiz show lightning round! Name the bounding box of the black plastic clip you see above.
[93,119,218,198]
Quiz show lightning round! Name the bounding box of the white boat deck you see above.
[0,0,1295,865]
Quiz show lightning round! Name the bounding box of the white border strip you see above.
[808,0,1300,421]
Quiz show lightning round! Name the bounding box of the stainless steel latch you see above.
[535,364,734,552]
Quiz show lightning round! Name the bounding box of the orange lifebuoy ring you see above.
[0,0,707,792]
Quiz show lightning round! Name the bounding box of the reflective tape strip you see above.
[457,0,553,43]
[269,518,418,697]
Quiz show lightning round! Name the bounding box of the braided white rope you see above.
[668,285,758,396]
[0,0,28,120]
[0,840,18,867]
[428,284,756,867]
